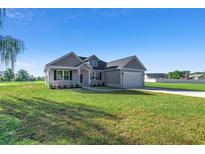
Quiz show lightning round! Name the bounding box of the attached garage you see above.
[122,71,144,88]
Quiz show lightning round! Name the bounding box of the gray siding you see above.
[124,58,142,69]
[51,54,81,67]
[104,70,121,87]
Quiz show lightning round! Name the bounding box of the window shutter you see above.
[70,71,72,80]
[99,72,102,80]
[54,70,56,80]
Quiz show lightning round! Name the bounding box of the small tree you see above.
[15,69,30,81]
[168,70,182,79]
[3,68,14,81]
[168,72,172,79]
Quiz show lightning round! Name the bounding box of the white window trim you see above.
[90,60,98,67]
[55,69,70,81]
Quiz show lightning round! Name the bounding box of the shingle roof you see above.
[105,56,146,70]
[45,52,146,71]
[78,55,107,70]
[78,56,87,61]
[189,74,204,78]
[106,56,135,69]
[146,73,167,78]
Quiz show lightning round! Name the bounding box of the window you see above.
[91,71,102,80]
[93,61,98,67]
[57,70,63,80]
[90,72,95,80]
[54,70,70,80]
[90,61,98,67]
[64,70,69,80]
[95,72,100,80]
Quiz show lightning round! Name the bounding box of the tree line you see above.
[0,68,44,81]
[168,70,190,79]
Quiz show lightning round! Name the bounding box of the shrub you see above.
[3,68,14,81]
[0,76,5,81]
[15,69,30,81]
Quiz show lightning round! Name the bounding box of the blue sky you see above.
[1,8,205,76]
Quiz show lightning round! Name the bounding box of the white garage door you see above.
[123,71,143,88]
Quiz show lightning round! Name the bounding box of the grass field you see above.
[145,82,205,91]
[0,82,205,144]
[0,81,44,86]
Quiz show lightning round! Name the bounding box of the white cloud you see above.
[16,61,34,68]
[15,61,36,74]
[6,8,34,21]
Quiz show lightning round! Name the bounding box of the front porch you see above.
[46,63,92,88]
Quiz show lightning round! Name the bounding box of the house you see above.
[189,73,205,80]
[145,73,167,82]
[44,52,147,88]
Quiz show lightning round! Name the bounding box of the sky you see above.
[1,8,205,76]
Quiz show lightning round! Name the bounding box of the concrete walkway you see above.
[135,87,205,99]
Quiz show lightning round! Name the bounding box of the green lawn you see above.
[0,81,44,86]
[0,82,205,144]
[145,82,205,91]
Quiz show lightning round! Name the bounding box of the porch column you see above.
[77,68,80,84]
[47,68,51,86]
[88,69,91,86]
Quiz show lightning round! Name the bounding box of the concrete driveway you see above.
[136,87,205,98]
[83,86,205,99]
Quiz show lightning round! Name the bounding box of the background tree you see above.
[168,72,172,79]
[0,8,25,71]
[3,68,14,81]
[15,69,30,81]
[28,75,36,81]
[168,70,182,79]
[36,76,45,81]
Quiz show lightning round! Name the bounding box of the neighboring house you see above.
[189,73,205,80]
[44,52,147,88]
[145,73,167,82]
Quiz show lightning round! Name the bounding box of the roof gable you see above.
[46,52,83,67]
[106,56,146,71]
[124,57,145,70]
[106,56,134,69]
[77,62,92,70]
[84,55,99,62]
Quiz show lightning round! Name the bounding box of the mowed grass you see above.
[145,82,205,91]
[0,81,44,86]
[0,82,205,144]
